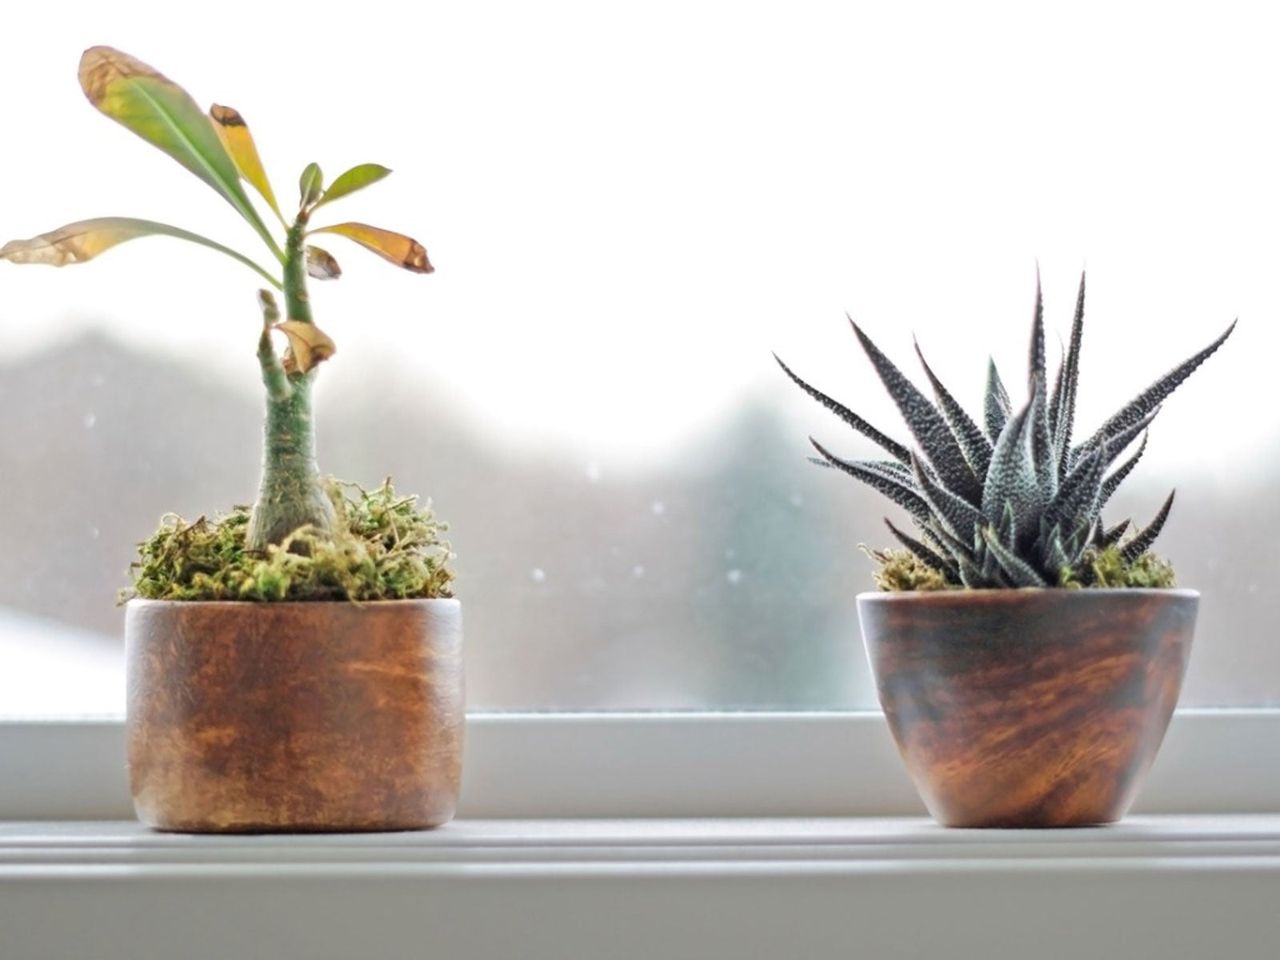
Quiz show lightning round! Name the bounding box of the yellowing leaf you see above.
[209,104,283,221]
[299,163,324,209]
[78,46,282,259]
[314,164,392,208]
[305,245,342,280]
[309,222,433,273]
[274,320,336,374]
[0,217,281,289]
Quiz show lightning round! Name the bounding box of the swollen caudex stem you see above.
[245,212,337,552]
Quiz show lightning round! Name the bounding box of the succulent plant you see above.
[777,273,1234,588]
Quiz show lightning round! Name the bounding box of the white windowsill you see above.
[2,815,1279,959]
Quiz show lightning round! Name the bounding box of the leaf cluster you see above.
[124,478,455,603]
[1,46,434,374]
[780,272,1233,589]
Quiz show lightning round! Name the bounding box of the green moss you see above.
[863,547,958,592]
[123,478,455,603]
[1060,546,1176,589]
[865,543,1176,592]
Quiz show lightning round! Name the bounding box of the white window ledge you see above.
[2,815,1279,959]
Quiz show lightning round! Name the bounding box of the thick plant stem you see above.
[245,215,337,551]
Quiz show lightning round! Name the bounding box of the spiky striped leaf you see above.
[1102,519,1131,548]
[1100,433,1148,508]
[885,518,956,577]
[981,398,1043,549]
[850,320,982,502]
[1050,271,1086,472]
[810,438,931,521]
[914,340,992,478]
[1045,441,1106,534]
[911,452,983,542]
[981,527,1048,587]
[984,358,1012,442]
[1120,491,1175,564]
[1083,322,1235,450]
[774,354,911,464]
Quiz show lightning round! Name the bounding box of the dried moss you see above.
[862,547,958,592]
[123,478,455,603]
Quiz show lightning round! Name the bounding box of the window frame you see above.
[1,708,1277,820]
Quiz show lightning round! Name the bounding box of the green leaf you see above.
[78,47,282,260]
[315,163,392,208]
[0,216,281,289]
[299,163,324,208]
[980,527,1048,587]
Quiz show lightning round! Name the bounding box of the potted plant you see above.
[777,274,1233,827]
[1,47,461,833]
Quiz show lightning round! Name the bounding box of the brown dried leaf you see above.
[274,320,336,374]
[309,222,433,273]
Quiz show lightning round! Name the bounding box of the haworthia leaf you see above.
[1051,271,1086,474]
[1120,490,1175,564]
[78,47,282,259]
[774,354,912,464]
[981,397,1044,550]
[1102,519,1131,548]
[315,163,393,208]
[1100,432,1149,508]
[308,222,433,273]
[1044,440,1106,536]
[981,527,1049,587]
[1028,271,1046,396]
[1083,322,1236,450]
[209,104,283,222]
[884,518,956,577]
[809,438,931,521]
[984,357,1012,442]
[1030,373,1057,498]
[850,319,982,502]
[911,452,983,542]
[0,216,281,289]
[914,339,993,479]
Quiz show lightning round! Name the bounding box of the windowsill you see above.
[3,815,1279,959]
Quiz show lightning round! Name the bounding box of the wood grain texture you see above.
[858,590,1197,828]
[125,599,463,833]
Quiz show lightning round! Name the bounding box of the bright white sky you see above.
[0,0,1268,472]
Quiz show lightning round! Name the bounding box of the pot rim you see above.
[125,597,461,610]
[857,587,1198,603]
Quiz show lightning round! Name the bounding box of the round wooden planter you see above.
[125,599,463,833]
[858,589,1197,828]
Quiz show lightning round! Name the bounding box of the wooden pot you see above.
[858,589,1197,828]
[125,599,463,833]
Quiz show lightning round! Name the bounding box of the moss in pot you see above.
[1,47,461,833]
[777,272,1233,827]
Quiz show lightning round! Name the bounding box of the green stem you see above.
[245,219,336,551]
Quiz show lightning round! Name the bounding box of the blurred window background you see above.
[1,1,1276,715]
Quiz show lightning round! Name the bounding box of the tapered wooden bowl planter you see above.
[858,590,1197,828]
[125,599,463,833]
